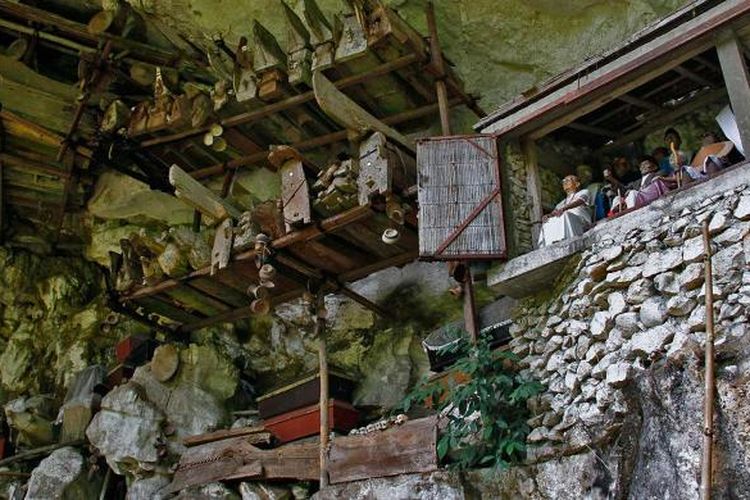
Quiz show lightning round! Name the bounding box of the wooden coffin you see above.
[104,363,134,389]
[257,370,355,420]
[328,416,438,484]
[115,335,158,365]
[167,437,319,493]
[264,399,359,444]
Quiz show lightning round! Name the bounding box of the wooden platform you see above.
[119,205,417,332]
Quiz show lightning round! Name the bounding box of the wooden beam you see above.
[169,165,243,221]
[0,0,180,68]
[716,32,750,154]
[316,294,329,488]
[190,100,455,180]
[566,122,620,138]
[618,93,660,110]
[673,64,715,88]
[599,87,727,151]
[141,53,420,148]
[183,426,270,447]
[312,70,415,153]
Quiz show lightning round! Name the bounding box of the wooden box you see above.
[264,399,359,443]
[257,371,355,420]
[115,335,158,365]
[104,363,135,389]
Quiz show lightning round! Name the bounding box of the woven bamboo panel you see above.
[417,136,506,260]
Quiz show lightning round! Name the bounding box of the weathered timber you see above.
[169,164,243,221]
[0,55,91,135]
[716,32,750,154]
[312,70,415,152]
[183,426,270,447]
[210,218,233,275]
[0,111,92,158]
[189,98,449,179]
[168,436,319,492]
[303,0,335,71]
[327,416,438,484]
[316,294,329,487]
[0,0,180,68]
[272,146,312,231]
[417,136,506,260]
[282,1,313,87]
[141,53,420,149]
[357,131,416,206]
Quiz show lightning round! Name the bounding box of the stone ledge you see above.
[489,160,750,298]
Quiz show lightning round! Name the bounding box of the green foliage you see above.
[399,331,543,470]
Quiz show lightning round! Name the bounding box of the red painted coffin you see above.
[264,399,359,444]
[115,335,158,364]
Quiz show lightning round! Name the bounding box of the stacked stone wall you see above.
[504,183,750,498]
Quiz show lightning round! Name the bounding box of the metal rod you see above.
[700,220,716,500]
[315,293,329,488]
[426,1,451,136]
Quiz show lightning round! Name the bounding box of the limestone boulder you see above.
[25,447,98,500]
[86,383,166,475]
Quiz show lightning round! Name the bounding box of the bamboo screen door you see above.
[416,135,507,261]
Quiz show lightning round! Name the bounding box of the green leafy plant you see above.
[399,331,543,470]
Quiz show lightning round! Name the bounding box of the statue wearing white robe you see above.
[537,189,591,247]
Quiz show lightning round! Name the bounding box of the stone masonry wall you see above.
[505,182,750,498]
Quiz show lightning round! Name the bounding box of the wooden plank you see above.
[183,426,270,447]
[168,436,319,492]
[0,0,179,67]
[312,70,415,153]
[133,296,204,325]
[169,164,243,221]
[328,416,437,484]
[716,32,750,154]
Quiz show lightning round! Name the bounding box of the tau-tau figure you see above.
[537,175,592,247]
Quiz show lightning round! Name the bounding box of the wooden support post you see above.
[521,138,544,248]
[463,266,479,344]
[700,220,716,500]
[716,32,750,155]
[315,293,329,488]
[0,149,4,246]
[426,1,450,136]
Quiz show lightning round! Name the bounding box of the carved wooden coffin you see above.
[167,438,319,493]
[327,416,438,484]
[270,147,312,232]
[417,135,507,261]
[358,132,416,206]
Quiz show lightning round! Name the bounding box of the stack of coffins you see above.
[258,370,359,443]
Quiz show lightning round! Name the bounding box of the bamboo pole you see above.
[700,220,716,500]
[315,293,329,488]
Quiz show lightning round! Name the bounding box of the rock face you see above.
[25,447,98,500]
[87,343,239,479]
